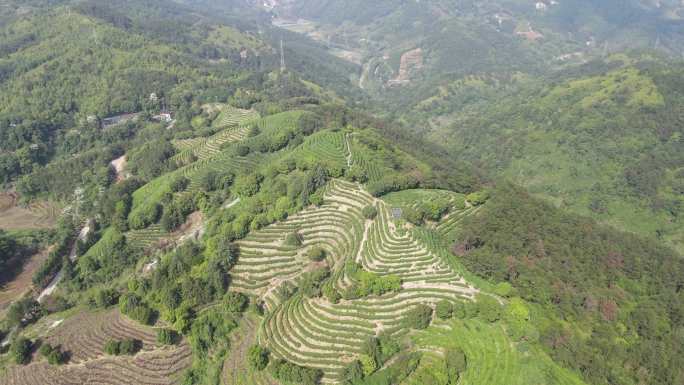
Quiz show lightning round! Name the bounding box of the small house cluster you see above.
[96,93,174,128]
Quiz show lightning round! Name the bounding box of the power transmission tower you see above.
[280,38,286,73]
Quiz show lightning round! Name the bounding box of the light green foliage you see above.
[77,228,131,287]
[362,205,378,220]
[436,300,454,320]
[405,304,433,330]
[119,293,155,325]
[269,359,323,385]
[128,140,177,181]
[322,283,341,304]
[434,61,684,253]
[292,130,348,172]
[476,295,502,323]
[382,189,462,226]
[403,206,425,225]
[546,67,664,110]
[349,353,421,385]
[493,282,513,297]
[359,354,377,376]
[299,267,330,298]
[5,298,43,328]
[307,246,327,261]
[505,298,533,342]
[445,347,467,383]
[410,319,588,385]
[247,345,269,370]
[10,337,32,365]
[157,328,180,345]
[353,270,401,297]
[88,288,120,309]
[39,343,66,365]
[234,174,262,197]
[199,170,234,192]
[507,298,530,322]
[104,340,120,355]
[104,339,140,356]
[129,201,162,230]
[361,334,400,372]
[174,304,195,335]
[452,302,467,319]
[466,191,489,206]
[189,308,238,358]
[224,292,248,313]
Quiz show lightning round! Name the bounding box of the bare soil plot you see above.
[0,193,59,230]
[109,155,127,183]
[0,248,50,311]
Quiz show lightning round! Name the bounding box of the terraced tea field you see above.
[409,319,587,385]
[212,106,260,129]
[0,309,191,385]
[172,105,259,164]
[0,193,60,230]
[231,179,479,383]
[131,110,304,220]
[292,130,348,170]
[173,125,252,163]
[126,224,167,252]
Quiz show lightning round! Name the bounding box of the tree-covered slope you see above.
[422,56,684,253]
[455,183,684,385]
[0,3,268,183]
[268,0,684,111]
[0,0,361,190]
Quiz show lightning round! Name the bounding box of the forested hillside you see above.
[268,0,684,107]
[414,56,684,253]
[0,0,359,195]
[456,184,684,385]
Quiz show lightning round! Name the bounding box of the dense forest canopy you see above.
[457,184,684,385]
